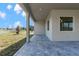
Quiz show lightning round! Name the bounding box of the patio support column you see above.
[26,12,30,43]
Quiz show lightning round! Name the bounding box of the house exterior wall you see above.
[46,10,79,41]
[45,13,53,41]
[34,20,45,35]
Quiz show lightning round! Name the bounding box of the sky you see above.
[0,3,34,28]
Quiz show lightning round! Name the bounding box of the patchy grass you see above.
[0,30,26,56]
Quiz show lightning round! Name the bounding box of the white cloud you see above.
[7,4,12,10]
[0,11,6,19]
[22,11,26,17]
[14,21,22,28]
[14,4,22,14]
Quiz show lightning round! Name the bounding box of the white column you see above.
[26,12,30,43]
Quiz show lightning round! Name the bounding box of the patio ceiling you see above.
[23,3,79,21]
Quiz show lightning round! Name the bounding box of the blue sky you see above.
[0,3,34,28]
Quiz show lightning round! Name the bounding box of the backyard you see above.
[0,30,26,56]
[0,3,34,56]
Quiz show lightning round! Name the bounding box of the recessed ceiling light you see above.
[39,8,42,11]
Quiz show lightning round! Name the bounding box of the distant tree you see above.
[30,26,34,31]
[16,25,20,34]
[7,28,9,30]
[21,27,26,30]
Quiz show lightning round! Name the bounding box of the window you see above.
[60,17,73,31]
[47,20,49,31]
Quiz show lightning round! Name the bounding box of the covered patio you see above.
[14,3,79,56]
[14,35,79,56]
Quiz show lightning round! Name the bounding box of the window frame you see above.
[60,17,73,31]
[47,20,49,31]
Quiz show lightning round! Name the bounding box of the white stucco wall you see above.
[46,10,79,41]
[34,20,45,35]
[45,13,53,41]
